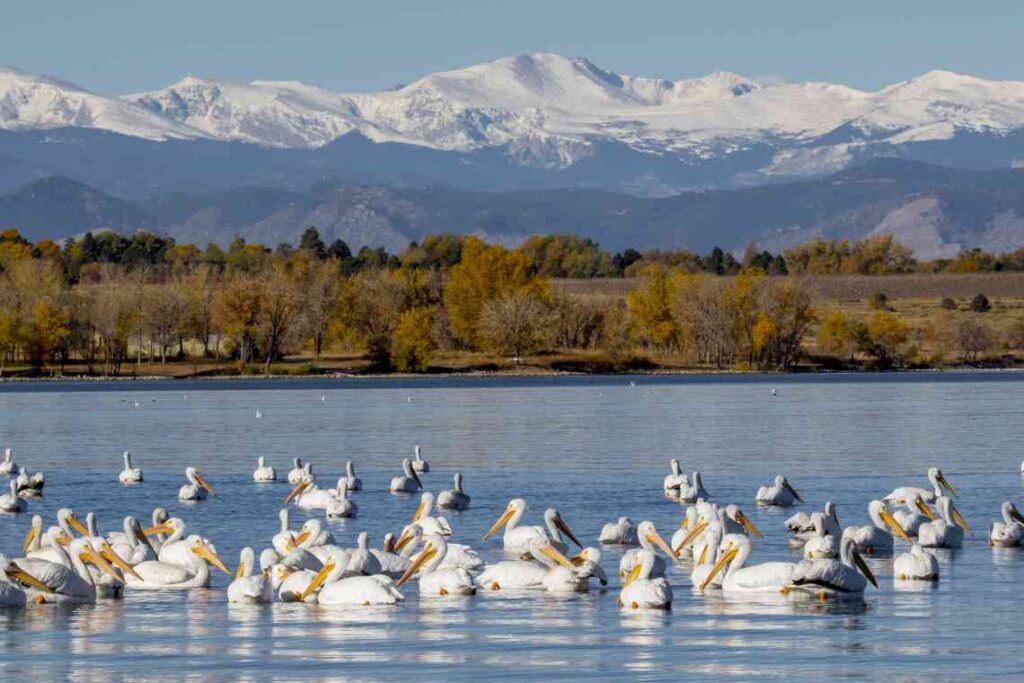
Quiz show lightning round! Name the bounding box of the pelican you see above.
[699,534,795,594]
[412,492,452,536]
[395,523,482,571]
[437,472,470,510]
[148,508,170,552]
[0,480,25,514]
[476,539,574,591]
[411,444,429,473]
[16,538,122,604]
[107,517,154,566]
[894,544,939,581]
[802,513,838,560]
[785,501,839,545]
[227,547,273,603]
[0,555,53,606]
[25,526,72,564]
[989,501,1024,548]
[788,534,877,599]
[15,467,43,497]
[295,519,335,549]
[178,467,214,501]
[396,534,476,596]
[286,458,305,485]
[918,496,972,548]
[127,535,230,590]
[0,448,16,475]
[284,476,337,510]
[534,542,597,594]
[342,461,362,491]
[678,472,709,504]
[756,475,803,507]
[389,459,423,493]
[690,520,725,590]
[300,556,405,606]
[722,504,763,539]
[482,499,582,555]
[885,467,957,504]
[619,549,672,610]
[370,534,412,579]
[252,457,276,482]
[599,517,638,545]
[663,459,687,497]
[846,500,911,554]
[325,486,357,519]
[82,538,142,599]
[569,547,609,587]
[893,492,935,537]
[118,451,143,484]
[271,509,299,555]
[620,521,680,579]
[345,532,383,576]
[671,505,701,553]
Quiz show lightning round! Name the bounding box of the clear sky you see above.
[3,0,1024,94]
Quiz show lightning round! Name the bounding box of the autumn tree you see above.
[863,310,909,367]
[213,275,263,368]
[627,263,682,351]
[816,310,856,361]
[478,292,551,360]
[392,306,436,372]
[258,265,300,373]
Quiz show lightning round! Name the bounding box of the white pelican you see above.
[663,459,687,497]
[620,521,680,579]
[755,475,803,507]
[284,477,337,510]
[296,518,335,549]
[918,496,972,548]
[227,547,272,603]
[325,486,357,519]
[619,549,672,610]
[274,561,325,602]
[989,501,1024,548]
[477,539,574,591]
[0,555,53,606]
[147,508,169,552]
[894,544,939,581]
[16,538,122,604]
[534,542,597,594]
[300,556,405,606]
[14,467,43,497]
[252,456,276,482]
[118,451,143,484]
[482,499,582,555]
[127,535,230,590]
[370,534,412,579]
[272,509,299,555]
[569,547,609,587]
[599,517,638,545]
[671,505,701,554]
[788,534,877,599]
[394,523,482,571]
[785,501,839,545]
[678,471,709,504]
[722,504,764,539]
[884,467,957,504]
[286,457,305,485]
[699,534,795,595]
[342,461,362,491]
[345,532,383,576]
[846,500,911,554]
[145,518,189,565]
[893,492,935,537]
[0,447,16,475]
[54,508,90,539]
[107,517,154,566]
[389,459,423,493]
[0,479,25,513]
[411,492,452,536]
[802,513,838,560]
[437,472,470,510]
[25,526,72,564]
[178,467,214,501]
[396,534,476,596]
[411,444,429,473]
[690,520,725,589]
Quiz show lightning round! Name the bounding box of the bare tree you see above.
[479,293,551,360]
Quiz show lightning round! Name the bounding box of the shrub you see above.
[970,293,991,313]
[940,297,957,311]
[869,291,889,310]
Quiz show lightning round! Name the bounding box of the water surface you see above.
[0,373,1021,681]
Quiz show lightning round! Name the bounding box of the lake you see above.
[0,373,1021,681]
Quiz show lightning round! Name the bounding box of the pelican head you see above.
[927,467,957,497]
[841,534,878,587]
[482,498,526,540]
[544,508,583,549]
[188,535,231,574]
[778,476,803,503]
[185,467,215,495]
[637,520,680,562]
[725,504,763,538]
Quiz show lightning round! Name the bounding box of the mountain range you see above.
[4,53,1024,256]
[6,159,1024,260]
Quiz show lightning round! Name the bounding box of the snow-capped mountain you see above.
[6,53,1024,189]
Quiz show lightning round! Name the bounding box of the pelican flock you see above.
[0,429,1014,625]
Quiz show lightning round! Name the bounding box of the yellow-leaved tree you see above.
[626,263,682,351]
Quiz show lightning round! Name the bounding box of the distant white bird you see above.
[252,456,276,482]
[411,492,452,536]
[771,389,777,396]
[756,475,803,507]
[178,467,214,501]
[989,501,1024,548]
[286,458,305,485]
[0,480,26,514]
[319,395,326,402]
[325,486,357,519]
[894,544,939,581]
[918,496,972,548]
[437,472,470,510]
[893,492,935,537]
[598,517,638,545]
[15,467,44,497]
[255,410,263,419]
[663,459,687,497]
[118,451,143,484]
[678,471,709,503]
[341,461,362,491]
[411,444,429,473]
[389,459,423,493]
[885,467,957,504]
[0,448,16,475]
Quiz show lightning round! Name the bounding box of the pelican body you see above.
[228,547,273,603]
[599,517,638,546]
[845,500,911,555]
[789,534,878,599]
[0,480,25,513]
[482,498,582,555]
[700,534,795,595]
[178,467,214,501]
[252,457,276,482]
[619,549,672,609]
[0,448,16,476]
[918,496,972,548]
[885,467,956,504]
[396,534,476,597]
[756,475,803,507]
[894,544,939,581]
[119,451,143,484]
[437,473,470,510]
[989,501,1024,548]
[389,459,423,493]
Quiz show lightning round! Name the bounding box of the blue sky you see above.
[3,1,1024,94]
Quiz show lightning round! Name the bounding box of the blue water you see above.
[0,373,1021,681]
